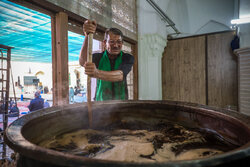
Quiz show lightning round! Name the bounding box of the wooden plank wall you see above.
[235,48,250,115]
[207,32,237,108]
[239,50,250,114]
[162,31,237,108]
[162,36,206,104]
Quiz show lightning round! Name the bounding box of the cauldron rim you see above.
[5,100,250,167]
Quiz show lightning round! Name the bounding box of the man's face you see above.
[105,32,123,56]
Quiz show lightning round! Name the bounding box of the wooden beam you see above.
[51,15,58,106]
[52,12,69,105]
[132,43,138,100]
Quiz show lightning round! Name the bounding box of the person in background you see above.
[74,86,78,95]
[69,87,74,103]
[28,91,44,112]
[43,99,50,108]
[38,82,43,93]
[79,20,134,101]
[44,86,49,94]
[9,98,14,110]
[9,103,19,117]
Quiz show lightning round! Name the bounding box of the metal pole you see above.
[146,0,180,34]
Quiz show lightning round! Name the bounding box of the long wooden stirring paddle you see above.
[87,33,93,128]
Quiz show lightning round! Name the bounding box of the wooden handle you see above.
[87,33,93,128]
[87,33,93,63]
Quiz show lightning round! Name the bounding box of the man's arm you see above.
[79,35,88,66]
[84,62,123,82]
[84,53,134,82]
[79,20,97,66]
[95,69,123,82]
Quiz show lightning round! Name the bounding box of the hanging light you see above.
[231,17,250,25]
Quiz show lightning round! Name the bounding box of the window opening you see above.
[68,31,101,103]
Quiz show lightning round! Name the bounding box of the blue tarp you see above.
[0,0,85,63]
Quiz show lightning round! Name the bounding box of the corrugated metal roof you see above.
[0,0,85,63]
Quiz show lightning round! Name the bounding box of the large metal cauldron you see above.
[5,100,250,167]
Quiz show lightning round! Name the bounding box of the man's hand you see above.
[83,20,97,36]
[84,62,98,77]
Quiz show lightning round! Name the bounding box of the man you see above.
[9,103,19,117]
[79,20,134,101]
[28,91,44,112]
[69,87,74,103]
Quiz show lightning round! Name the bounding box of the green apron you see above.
[95,50,125,101]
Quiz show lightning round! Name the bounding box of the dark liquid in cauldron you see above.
[39,121,239,162]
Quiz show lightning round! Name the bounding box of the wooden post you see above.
[52,12,69,106]
[51,15,58,106]
[132,43,138,100]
